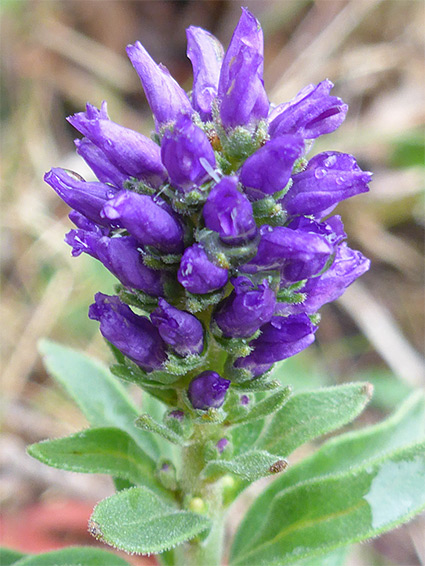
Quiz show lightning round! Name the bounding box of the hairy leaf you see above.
[231,392,425,562]
[202,450,287,482]
[27,427,170,499]
[231,387,292,425]
[13,547,131,566]
[90,487,211,554]
[38,340,159,460]
[231,442,425,565]
[255,382,372,456]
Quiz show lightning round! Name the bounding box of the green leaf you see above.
[293,546,348,566]
[202,450,287,482]
[90,487,211,554]
[231,442,425,566]
[27,427,170,499]
[38,340,159,460]
[13,547,131,566]
[0,548,26,565]
[110,364,178,406]
[231,419,265,456]
[231,386,292,425]
[135,414,184,445]
[255,382,372,456]
[231,392,425,561]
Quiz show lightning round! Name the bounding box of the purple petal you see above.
[177,244,228,294]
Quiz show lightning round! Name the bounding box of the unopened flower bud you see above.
[102,191,184,253]
[188,371,230,410]
[151,298,204,356]
[89,293,166,372]
[178,244,228,294]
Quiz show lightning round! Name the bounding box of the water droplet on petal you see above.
[315,168,327,179]
[107,190,116,199]
[336,176,346,186]
[324,155,337,168]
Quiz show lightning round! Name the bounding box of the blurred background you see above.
[1,0,424,564]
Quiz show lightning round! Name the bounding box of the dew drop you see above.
[336,176,346,186]
[314,167,327,179]
[107,190,116,199]
[324,154,337,168]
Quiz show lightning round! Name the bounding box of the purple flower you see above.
[216,438,229,453]
[218,8,269,128]
[102,191,184,253]
[214,277,276,338]
[188,371,230,410]
[177,244,228,294]
[68,102,167,188]
[202,176,256,245]
[240,135,305,200]
[74,138,128,189]
[268,80,348,140]
[151,298,204,356]
[186,26,224,121]
[126,41,193,128]
[65,230,164,296]
[287,215,347,248]
[89,293,166,372]
[281,152,372,218]
[277,243,370,315]
[160,114,216,192]
[235,314,317,376]
[242,225,333,282]
[44,168,119,226]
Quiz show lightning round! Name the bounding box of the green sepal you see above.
[143,254,180,271]
[230,386,292,425]
[212,331,257,358]
[252,196,286,224]
[117,286,158,314]
[184,288,226,314]
[163,350,207,376]
[163,409,193,439]
[157,459,179,491]
[124,177,156,196]
[233,375,280,392]
[202,450,288,482]
[89,487,211,555]
[221,125,258,163]
[195,228,259,269]
[135,414,185,445]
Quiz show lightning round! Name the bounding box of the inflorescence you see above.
[45,8,371,413]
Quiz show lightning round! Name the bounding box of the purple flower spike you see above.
[178,244,228,294]
[203,176,257,245]
[161,114,216,192]
[243,225,333,282]
[186,26,224,121]
[269,80,348,140]
[235,314,317,376]
[214,277,276,338]
[218,8,269,128]
[151,298,204,357]
[74,138,128,189]
[287,215,346,248]
[102,191,183,253]
[65,230,164,296]
[188,370,230,410]
[216,438,229,454]
[44,168,119,226]
[89,293,166,372]
[68,102,167,188]
[126,41,193,128]
[282,152,372,218]
[240,135,305,201]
